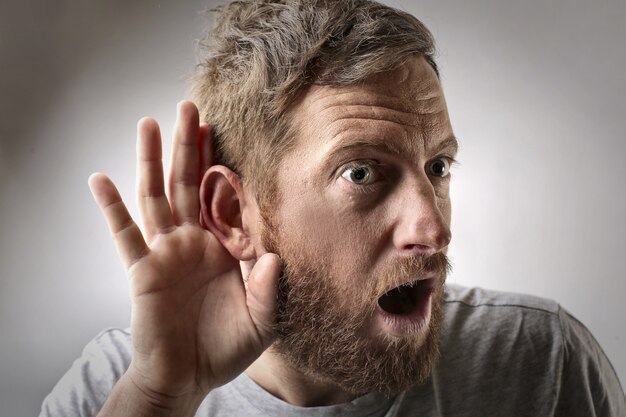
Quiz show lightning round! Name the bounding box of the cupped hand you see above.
[88,101,280,405]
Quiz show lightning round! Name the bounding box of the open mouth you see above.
[377,279,433,316]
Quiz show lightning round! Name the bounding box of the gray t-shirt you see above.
[40,285,626,416]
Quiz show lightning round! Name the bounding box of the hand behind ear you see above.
[88,101,280,413]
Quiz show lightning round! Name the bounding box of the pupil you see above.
[432,161,444,175]
[352,168,367,182]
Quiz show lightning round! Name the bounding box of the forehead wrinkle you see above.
[317,94,446,119]
[322,106,433,129]
[322,123,456,167]
[325,131,404,158]
[414,110,447,149]
[311,99,447,152]
[293,58,452,168]
[316,108,453,162]
[325,115,403,135]
[297,103,450,166]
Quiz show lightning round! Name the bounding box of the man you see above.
[41,0,625,416]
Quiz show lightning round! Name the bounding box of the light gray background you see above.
[1,0,624,415]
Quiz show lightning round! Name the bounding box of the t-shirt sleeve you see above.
[38,328,132,417]
[554,308,626,416]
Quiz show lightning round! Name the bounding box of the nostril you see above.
[404,244,436,256]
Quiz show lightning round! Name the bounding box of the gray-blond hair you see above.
[192,0,437,206]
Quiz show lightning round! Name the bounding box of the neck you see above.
[245,347,358,407]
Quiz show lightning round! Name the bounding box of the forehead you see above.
[289,56,452,159]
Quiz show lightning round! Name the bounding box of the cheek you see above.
[278,191,386,283]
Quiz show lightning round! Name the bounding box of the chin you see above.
[274,282,445,397]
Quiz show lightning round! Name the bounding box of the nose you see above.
[392,181,452,256]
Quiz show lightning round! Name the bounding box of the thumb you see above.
[246,253,281,348]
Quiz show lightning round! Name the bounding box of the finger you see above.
[199,123,216,180]
[88,173,149,269]
[168,101,200,225]
[136,117,175,238]
[246,253,281,347]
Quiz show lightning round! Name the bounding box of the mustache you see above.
[272,244,452,318]
[371,252,452,299]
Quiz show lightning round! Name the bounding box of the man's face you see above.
[260,57,456,395]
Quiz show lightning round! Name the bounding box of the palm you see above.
[89,101,279,401]
[129,226,261,392]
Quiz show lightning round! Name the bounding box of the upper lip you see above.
[380,272,437,296]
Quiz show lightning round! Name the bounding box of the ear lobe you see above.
[200,166,256,261]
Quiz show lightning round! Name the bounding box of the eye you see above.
[341,164,375,185]
[428,158,451,178]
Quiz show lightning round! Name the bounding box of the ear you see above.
[199,166,256,261]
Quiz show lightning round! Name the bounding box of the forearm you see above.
[96,373,205,417]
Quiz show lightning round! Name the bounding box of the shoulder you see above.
[433,284,625,416]
[436,285,556,414]
[441,284,564,357]
[440,284,565,376]
[40,328,132,417]
[77,327,133,383]
[443,283,564,337]
[553,309,626,416]
[83,327,132,366]
[444,283,561,314]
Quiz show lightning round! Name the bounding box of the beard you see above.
[261,218,451,397]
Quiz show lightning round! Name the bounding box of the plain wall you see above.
[1,0,624,415]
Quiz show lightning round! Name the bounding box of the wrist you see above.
[98,372,207,417]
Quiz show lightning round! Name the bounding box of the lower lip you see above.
[374,280,434,337]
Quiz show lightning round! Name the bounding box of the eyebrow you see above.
[326,138,403,158]
[432,136,460,155]
[325,135,460,162]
